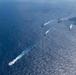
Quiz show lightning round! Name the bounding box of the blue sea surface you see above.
[0,0,76,75]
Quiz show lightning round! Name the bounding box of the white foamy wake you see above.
[43,20,54,27]
[44,29,50,36]
[69,24,73,31]
[8,43,38,66]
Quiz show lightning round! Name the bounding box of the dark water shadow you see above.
[69,17,76,21]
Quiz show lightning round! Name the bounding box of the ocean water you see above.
[0,0,76,75]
